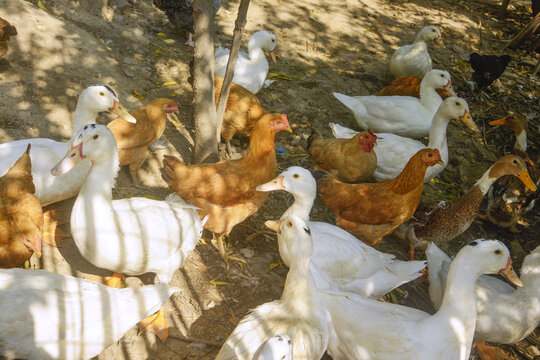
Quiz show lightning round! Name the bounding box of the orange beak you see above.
[459,110,479,132]
[268,49,277,63]
[265,219,281,233]
[257,176,285,192]
[489,116,508,126]
[499,257,523,287]
[517,169,537,192]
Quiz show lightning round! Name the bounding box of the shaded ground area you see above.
[0,0,538,358]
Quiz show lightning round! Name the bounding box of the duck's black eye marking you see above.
[104,85,117,98]
[469,241,478,247]
[277,336,283,342]
[83,125,89,130]
[288,339,292,344]
[495,249,502,255]
[292,174,299,179]
[78,134,82,139]
[93,134,99,140]
[304,227,311,235]
[90,124,96,129]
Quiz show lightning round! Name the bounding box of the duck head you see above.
[257,166,315,197]
[80,85,137,123]
[249,30,277,63]
[438,97,478,132]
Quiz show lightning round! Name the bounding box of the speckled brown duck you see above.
[479,115,539,232]
[395,155,537,257]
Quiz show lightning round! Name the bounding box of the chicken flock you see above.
[0,3,538,360]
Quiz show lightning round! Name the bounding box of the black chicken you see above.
[468,53,512,90]
[153,0,221,47]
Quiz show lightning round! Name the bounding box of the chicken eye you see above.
[99,91,105,96]
[494,249,502,255]
[293,174,299,179]
[93,135,99,140]
[428,153,433,157]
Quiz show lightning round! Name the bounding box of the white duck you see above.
[0,85,135,206]
[428,243,538,360]
[0,268,179,360]
[215,215,328,360]
[254,335,293,360]
[330,97,479,182]
[257,166,426,298]
[389,25,443,78]
[214,30,277,94]
[321,239,523,360]
[50,124,205,337]
[333,69,454,138]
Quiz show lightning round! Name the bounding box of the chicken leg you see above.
[212,235,246,269]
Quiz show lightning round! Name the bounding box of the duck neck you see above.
[73,151,119,229]
[72,105,100,138]
[475,169,498,195]
[437,253,481,333]
[427,114,449,150]
[281,255,320,315]
[283,192,315,221]
[514,130,527,152]
[419,81,442,112]
[248,47,266,63]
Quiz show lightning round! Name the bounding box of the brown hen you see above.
[0,144,42,268]
[307,130,378,183]
[0,17,17,58]
[377,76,455,99]
[161,113,291,267]
[107,98,178,186]
[316,148,442,246]
[215,75,269,154]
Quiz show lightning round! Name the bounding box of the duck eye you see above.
[494,249,502,255]
[287,221,292,227]
[513,160,517,164]
[71,153,76,158]
[455,102,459,106]
[293,174,299,179]
[93,135,99,140]
[99,91,105,96]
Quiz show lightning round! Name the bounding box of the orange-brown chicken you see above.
[316,148,443,246]
[215,75,268,154]
[307,130,378,183]
[377,76,455,99]
[0,144,42,268]
[0,17,17,58]
[161,113,291,266]
[107,98,178,186]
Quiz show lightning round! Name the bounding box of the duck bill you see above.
[265,220,281,233]
[257,176,285,192]
[499,257,523,287]
[268,49,277,63]
[110,100,137,123]
[489,116,507,126]
[51,142,86,176]
[445,83,457,97]
[517,169,537,191]
[17,234,42,258]
[459,110,479,132]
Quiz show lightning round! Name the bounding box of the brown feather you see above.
[377,76,453,99]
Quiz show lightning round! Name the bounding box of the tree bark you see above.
[215,0,251,142]
[192,0,219,164]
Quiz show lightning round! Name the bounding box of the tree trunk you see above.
[192,0,219,164]
[215,0,251,141]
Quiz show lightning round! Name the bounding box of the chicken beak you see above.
[257,176,285,192]
[51,141,86,176]
[499,257,523,287]
[110,99,137,123]
[489,116,508,126]
[268,49,277,63]
[517,169,537,192]
[265,220,281,233]
[17,234,42,258]
[436,160,444,166]
[459,110,479,132]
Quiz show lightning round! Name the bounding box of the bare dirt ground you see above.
[0,0,538,358]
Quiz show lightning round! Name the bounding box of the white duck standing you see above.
[214,30,277,94]
[257,166,426,298]
[389,25,443,78]
[0,85,135,206]
[321,239,523,360]
[330,97,479,182]
[0,268,179,360]
[428,243,537,360]
[51,124,205,341]
[215,215,328,360]
[333,69,454,138]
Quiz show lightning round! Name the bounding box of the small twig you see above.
[168,334,223,347]
[478,18,483,48]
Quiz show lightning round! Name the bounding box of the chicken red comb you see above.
[281,114,288,122]
[434,148,441,158]
[367,129,377,139]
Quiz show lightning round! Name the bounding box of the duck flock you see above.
[0,4,539,360]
